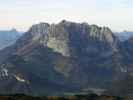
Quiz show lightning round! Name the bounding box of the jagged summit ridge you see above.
[25,20,116,56]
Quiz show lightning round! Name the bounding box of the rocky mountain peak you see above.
[0,20,129,96]
[15,21,116,56]
[59,20,72,25]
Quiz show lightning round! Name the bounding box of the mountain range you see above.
[0,29,20,50]
[0,20,132,96]
[115,31,133,41]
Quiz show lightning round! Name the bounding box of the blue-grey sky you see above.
[0,0,133,32]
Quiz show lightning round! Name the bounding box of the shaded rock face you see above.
[0,20,126,95]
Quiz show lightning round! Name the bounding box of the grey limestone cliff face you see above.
[29,23,50,41]
[46,23,70,56]
[28,22,70,56]
[23,20,116,57]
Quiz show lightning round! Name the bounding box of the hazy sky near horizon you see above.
[0,0,133,32]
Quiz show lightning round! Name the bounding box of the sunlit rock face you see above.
[29,23,50,42]
[46,23,70,56]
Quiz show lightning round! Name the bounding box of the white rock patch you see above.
[0,64,8,77]
[14,75,26,82]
